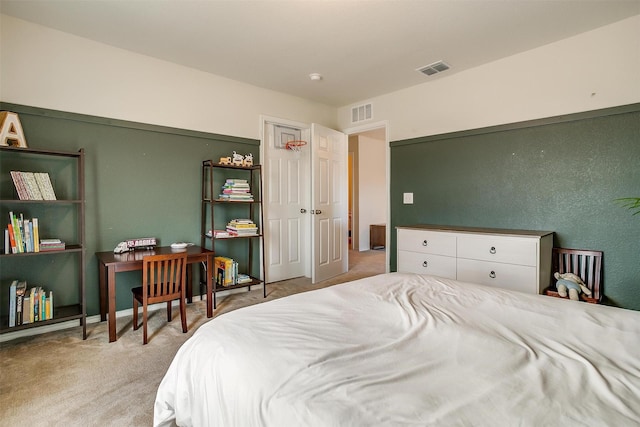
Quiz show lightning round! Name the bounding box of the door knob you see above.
[300,209,307,213]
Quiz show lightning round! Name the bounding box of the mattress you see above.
[154,272,640,426]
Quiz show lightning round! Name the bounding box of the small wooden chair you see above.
[132,252,188,344]
[547,247,603,303]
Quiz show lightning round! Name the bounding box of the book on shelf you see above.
[226,218,258,235]
[9,280,17,327]
[237,273,252,284]
[16,281,27,325]
[6,212,43,253]
[10,171,56,201]
[22,296,31,324]
[214,256,237,287]
[207,229,231,238]
[5,281,49,327]
[27,286,53,323]
[34,172,57,200]
[219,178,254,201]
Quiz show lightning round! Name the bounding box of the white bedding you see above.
[154,273,640,426]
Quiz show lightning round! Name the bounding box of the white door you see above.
[311,123,349,283]
[263,123,310,282]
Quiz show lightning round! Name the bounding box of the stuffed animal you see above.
[554,272,592,301]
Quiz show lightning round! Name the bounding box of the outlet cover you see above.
[403,192,414,204]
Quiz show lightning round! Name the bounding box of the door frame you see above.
[341,120,390,273]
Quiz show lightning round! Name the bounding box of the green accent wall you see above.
[390,104,640,311]
[0,103,259,315]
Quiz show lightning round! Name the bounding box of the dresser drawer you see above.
[397,250,457,279]
[397,228,456,257]
[457,258,537,293]
[457,235,538,266]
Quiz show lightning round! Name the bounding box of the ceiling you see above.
[1,0,639,107]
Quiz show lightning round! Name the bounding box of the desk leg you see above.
[108,267,117,342]
[206,254,213,318]
[99,261,107,322]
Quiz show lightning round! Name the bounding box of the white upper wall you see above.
[357,134,386,251]
[337,15,640,141]
[3,14,638,142]
[0,15,336,139]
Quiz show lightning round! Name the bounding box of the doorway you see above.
[344,122,389,271]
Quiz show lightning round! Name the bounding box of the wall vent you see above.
[416,61,450,76]
[351,103,373,123]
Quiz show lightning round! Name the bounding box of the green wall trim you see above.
[1,102,259,146]
[391,103,640,147]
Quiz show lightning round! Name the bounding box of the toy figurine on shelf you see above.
[243,153,253,167]
[232,151,244,166]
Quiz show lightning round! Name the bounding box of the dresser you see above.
[396,225,554,294]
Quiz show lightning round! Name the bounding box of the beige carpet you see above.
[0,249,385,426]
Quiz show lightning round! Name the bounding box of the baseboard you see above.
[0,293,210,343]
[0,286,261,343]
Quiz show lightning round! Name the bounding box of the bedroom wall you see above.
[389,104,640,311]
[0,14,337,139]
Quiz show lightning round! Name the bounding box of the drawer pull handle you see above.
[489,246,496,254]
[489,270,496,279]
[422,240,428,246]
[422,261,428,268]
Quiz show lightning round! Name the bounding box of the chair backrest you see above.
[142,252,188,300]
[552,247,603,301]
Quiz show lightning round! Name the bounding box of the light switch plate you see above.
[403,192,414,204]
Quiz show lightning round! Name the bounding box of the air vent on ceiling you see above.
[417,61,450,76]
[351,103,373,123]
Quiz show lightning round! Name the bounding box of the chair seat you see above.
[132,285,182,305]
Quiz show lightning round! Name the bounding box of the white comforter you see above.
[154,273,640,426]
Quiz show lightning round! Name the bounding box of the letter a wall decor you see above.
[0,111,28,148]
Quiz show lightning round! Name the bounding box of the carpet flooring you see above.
[0,249,385,426]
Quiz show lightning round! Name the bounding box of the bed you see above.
[154,272,640,426]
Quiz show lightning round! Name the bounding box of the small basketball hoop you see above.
[284,140,308,152]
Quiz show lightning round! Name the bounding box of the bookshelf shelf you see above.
[0,303,84,331]
[201,160,266,309]
[0,146,86,339]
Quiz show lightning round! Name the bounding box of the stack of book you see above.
[218,178,254,201]
[10,171,57,200]
[206,229,231,238]
[226,219,258,236]
[6,212,40,254]
[8,280,53,327]
[39,239,66,252]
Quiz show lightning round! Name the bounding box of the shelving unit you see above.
[0,146,86,339]
[201,160,265,309]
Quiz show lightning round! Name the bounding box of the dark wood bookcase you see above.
[0,146,86,339]
[200,160,265,309]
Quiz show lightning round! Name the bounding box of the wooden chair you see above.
[547,247,603,303]
[132,252,188,344]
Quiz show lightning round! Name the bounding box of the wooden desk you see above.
[96,246,214,342]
